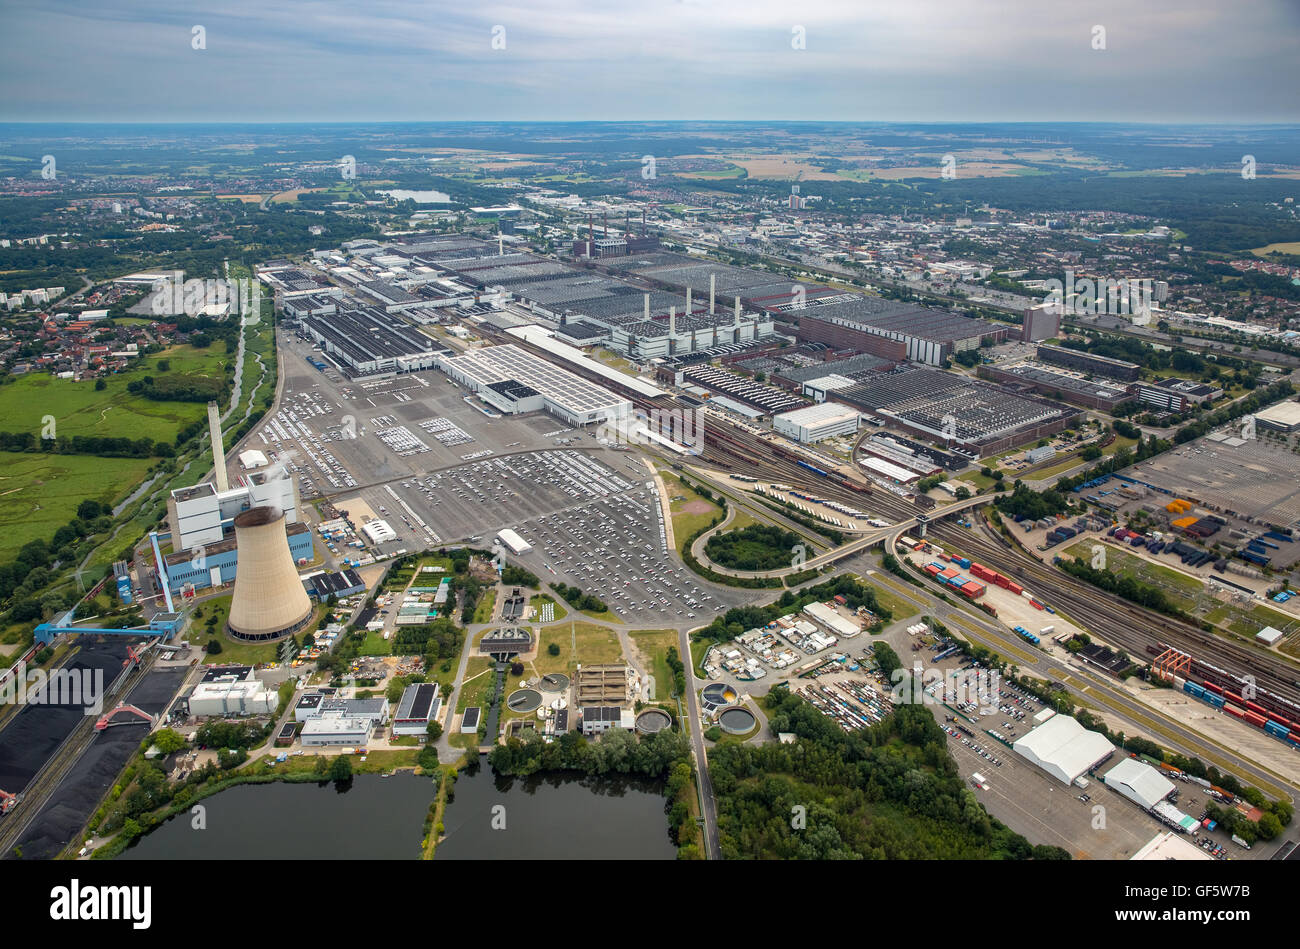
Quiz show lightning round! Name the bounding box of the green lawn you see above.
[0,451,155,549]
[1062,540,1204,598]
[472,590,497,624]
[663,472,723,556]
[456,658,496,713]
[0,341,229,444]
[358,629,392,656]
[629,629,678,701]
[529,593,566,621]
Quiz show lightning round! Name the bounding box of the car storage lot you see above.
[511,474,760,623]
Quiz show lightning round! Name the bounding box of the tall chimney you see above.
[207,401,229,493]
[644,293,650,321]
[588,213,594,241]
[686,286,692,315]
[603,212,608,237]
[709,273,716,315]
[734,296,741,322]
[670,306,676,336]
[641,210,646,236]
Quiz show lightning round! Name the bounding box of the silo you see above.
[227,506,313,642]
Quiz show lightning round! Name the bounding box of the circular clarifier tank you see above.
[635,709,672,734]
[718,707,756,735]
[506,689,542,713]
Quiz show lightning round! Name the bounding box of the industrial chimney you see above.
[227,506,312,642]
[685,286,692,315]
[207,401,229,493]
[644,293,650,321]
[709,274,716,315]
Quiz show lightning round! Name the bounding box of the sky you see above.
[1,0,1298,123]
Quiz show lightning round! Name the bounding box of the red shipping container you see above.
[1225,705,1244,719]
[1243,711,1268,728]
[1203,682,1224,696]
[995,575,1011,589]
[1006,582,1024,595]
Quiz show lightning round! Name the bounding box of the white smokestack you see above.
[644,293,650,321]
[734,296,741,321]
[669,306,676,335]
[207,401,229,493]
[710,273,716,315]
[685,286,692,316]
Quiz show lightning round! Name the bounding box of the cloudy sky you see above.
[1,0,1297,123]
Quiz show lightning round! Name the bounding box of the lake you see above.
[435,763,676,860]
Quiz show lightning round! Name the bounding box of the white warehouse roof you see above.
[497,528,532,554]
[1131,831,1212,861]
[1012,714,1114,785]
[774,401,860,427]
[362,520,397,544]
[1103,757,1175,810]
[238,449,269,469]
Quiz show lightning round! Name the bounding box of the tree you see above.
[94,378,107,391]
[426,721,443,741]
[547,642,560,657]
[151,728,187,755]
[330,755,353,783]
[206,639,223,655]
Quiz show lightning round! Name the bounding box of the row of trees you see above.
[0,430,174,458]
[710,691,1067,860]
[548,582,608,613]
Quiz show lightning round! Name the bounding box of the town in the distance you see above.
[0,120,1298,866]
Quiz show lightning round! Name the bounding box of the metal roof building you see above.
[1103,757,1176,810]
[1012,714,1114,785]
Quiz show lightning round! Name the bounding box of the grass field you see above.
[358,629,392,656]
[0,451,155,549]
[0,341,229,443]
[535,621,625,675]
[472,590,497,624]
[628,628,678,700]
[456,658,495,713]
[1063,540,1205,598]
[529,593,566,621]
[664,472,723,556]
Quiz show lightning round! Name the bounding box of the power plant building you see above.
[226,506,315,642]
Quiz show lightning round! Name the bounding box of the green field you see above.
[529,593,566,621]
[0,341,230,443]
[0,451,155,549]
[629,629,678,700]
[664,472,723,556]
[1063,540,1204,598]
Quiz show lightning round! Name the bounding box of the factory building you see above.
[300,305,444,376]
[978,362,1134,412]
[837,366,1080,458]
[792,298,1008,366]
[1036,344,1141,382]
[496,528,532,555]
[1011,714,1115,785]
[773,402,862,443]
[437,344,632,427]
[164,520,314,596]
[1135,378,1222,412]
[300,712,374,747]
[1102,757,1176,811]
[1254,400,1300,433]
[392,683,443,736]
[580,706,636,736]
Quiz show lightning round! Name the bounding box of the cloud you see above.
[0,0,1296,121]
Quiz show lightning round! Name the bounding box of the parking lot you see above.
[511,475,758,623]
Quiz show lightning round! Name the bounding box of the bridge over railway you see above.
[687,478,1006,578]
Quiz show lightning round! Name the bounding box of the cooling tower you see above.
[227,506,313,642]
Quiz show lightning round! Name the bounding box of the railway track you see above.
[931,522,1300,714]
[545,354,1300,715]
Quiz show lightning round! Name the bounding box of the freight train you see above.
[1182,679,1300,747]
